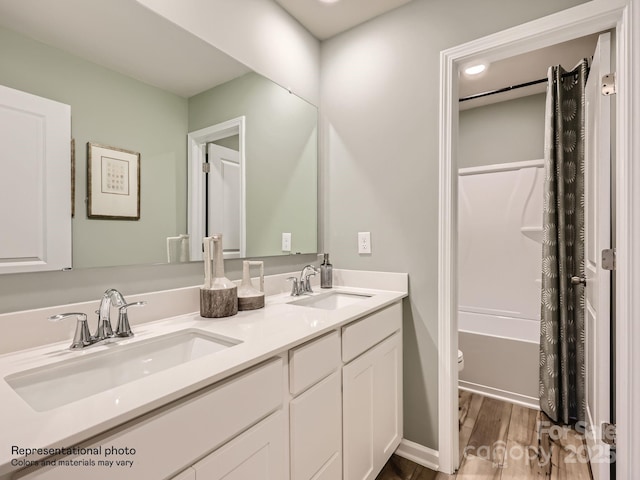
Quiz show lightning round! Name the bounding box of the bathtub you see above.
[458,309,540,409]
[458,309,539,343]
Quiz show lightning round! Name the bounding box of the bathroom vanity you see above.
[0,271,407,480]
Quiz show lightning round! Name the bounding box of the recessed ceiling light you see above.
[318,0,340,4]
[463,63,487,76]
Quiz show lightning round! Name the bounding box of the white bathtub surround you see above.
[0,269,407,477]
[458,160,544,322]
[457,161,543,407]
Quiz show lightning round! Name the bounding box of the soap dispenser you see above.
[320,253,333,288]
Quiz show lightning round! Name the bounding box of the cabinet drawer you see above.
[342,302,401,363]
[289,330,340,396]
[16,358,283,480]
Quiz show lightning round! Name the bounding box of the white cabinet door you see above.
[193,411,286,480]
[343,332,402,480]
[290,371,342,480]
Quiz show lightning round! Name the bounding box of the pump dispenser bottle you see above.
[320,253,333,288]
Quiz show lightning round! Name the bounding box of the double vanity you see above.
[0,270,407,480]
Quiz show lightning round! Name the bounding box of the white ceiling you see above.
[0,0,250,98]
[274,0,414,40]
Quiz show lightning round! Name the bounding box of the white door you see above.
[584,32,612,480]
[207,143,243,258]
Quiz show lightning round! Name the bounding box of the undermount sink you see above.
[5,329,241,412]
[289,291,372,310]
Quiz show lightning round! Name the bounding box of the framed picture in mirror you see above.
[87,142,140,220]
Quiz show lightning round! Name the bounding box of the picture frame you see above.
[87,142,140,220]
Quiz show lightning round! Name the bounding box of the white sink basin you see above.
[5,329,240,412]
[290,291,372,310]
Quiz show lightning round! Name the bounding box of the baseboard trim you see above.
[395,439,439,471]
[459,380,539,410]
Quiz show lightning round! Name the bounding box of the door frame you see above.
[187,116,246,260]
[437,0,639,476]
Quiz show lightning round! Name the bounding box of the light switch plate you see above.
[282,232,292,252]
[358,232,371,254]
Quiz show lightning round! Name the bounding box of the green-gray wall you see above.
[0,25,188,269]
[459,94,546,169]
[320,0,589,450]
[189,73,317,257]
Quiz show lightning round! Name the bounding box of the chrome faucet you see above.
[300,265,318,293]
[95,288,125,341]
[287,265,319,296]
[96,288,147,339]
[49,289,146,350]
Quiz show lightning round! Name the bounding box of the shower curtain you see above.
[539,59,588,424]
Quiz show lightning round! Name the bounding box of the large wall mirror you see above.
[0,0,318,270]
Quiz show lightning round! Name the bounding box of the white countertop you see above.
[0,283,407,477]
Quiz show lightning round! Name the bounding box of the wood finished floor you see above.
[376,391,593,480]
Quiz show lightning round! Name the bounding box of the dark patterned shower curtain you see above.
[539,59,588,424]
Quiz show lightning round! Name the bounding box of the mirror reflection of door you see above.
[207,143,241,258]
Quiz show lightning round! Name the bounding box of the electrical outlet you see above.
[358,232,371,254]
[282,232,292,252]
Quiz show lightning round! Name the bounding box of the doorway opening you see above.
[437,2,634,477]
[455,32,611,479]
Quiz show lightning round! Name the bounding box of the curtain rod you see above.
[459,70,583,103]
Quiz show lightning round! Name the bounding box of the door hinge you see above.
[601,73,616,96]
[202,162,210,173]
[602,248,616,270]
[602,422,616,447]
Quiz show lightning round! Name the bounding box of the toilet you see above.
[458,349,464,372]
